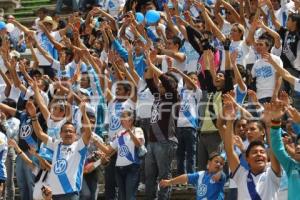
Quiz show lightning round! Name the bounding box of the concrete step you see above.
[21,0,51,7]
[15,4,56,12]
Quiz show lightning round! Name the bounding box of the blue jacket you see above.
[270,127,300,200]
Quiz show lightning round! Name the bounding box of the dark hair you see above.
[249,120,266,133]
[2,98,17,109]
[288,13,300,31]
[117,82,132,93]
[61,122,75,131]
[29,69,42,77]
[209,151,222,160]
[171,36,183,50]
[233,118,247,129]
[246,140,266,157]
[35,8,48,15]
[187,72,197,77]
[258,34,274,52]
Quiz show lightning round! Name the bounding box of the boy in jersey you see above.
[159,152,226,200]
[168,67,202,175]
[27,101,92,200]
[223,101,282,200]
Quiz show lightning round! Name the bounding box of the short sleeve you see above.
[251,64,256,77]
[134,127,145,144]
[231,164,248,185]
[51,59,60,71]
[267,167,281,186]
[51,31,62,42]
[24,87,34,100]
[46,137,58,151]
[110,137,118,150]
[187,172,200,185]
[294,79,300,92]
[75,137,87,151]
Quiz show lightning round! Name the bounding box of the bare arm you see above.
[27,102,49,144]
[80,102,92,145]
[223,103,240,172]
[0,68,12,97]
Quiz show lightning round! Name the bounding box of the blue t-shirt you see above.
[187,171,226,200]
[15,111,39,151]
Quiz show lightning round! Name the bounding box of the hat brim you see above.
[42,20,58,30]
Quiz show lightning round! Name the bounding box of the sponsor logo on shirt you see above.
[197,183,207,197]
[119,144,130,157]
[20,124,33,139]
[110,116,121,131]
[54,158,68,175]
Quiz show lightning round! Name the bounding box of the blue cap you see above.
[0,21,6,30]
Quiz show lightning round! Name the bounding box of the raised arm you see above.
[80,102,92,145]
[195,1,226,42]
[29,79,50,120]
[230,51,246,92]
[169,67,197,90]
[0,103,16,117]
[8,139,35,169]
[0,68,12,97]
[220,0,242,24]
[27,101,49,144]
[223,102,240,172]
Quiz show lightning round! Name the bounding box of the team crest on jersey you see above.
[20,124,33,139]
[197,183,207,197]
[54,158,68,175]
[180,101,190,112]
[110,116,121,131]
[119,144,130,157]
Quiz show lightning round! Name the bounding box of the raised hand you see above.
[26,101,37,117]
[248,90,259,103]
[223,101,236,120]
[263,101,286,123]
[286,106,300,123]
[79,101,87,114]
[278,91,291,106]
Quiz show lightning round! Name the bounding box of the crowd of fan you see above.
[0,0,300,199]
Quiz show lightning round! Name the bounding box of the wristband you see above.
[17,150,23,155]
[271,119,281,127]
[31,117,37,122]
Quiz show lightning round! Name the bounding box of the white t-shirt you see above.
[8,85,21,100]
[232,165,281,200]
[35,31,62,66]
[46,138,87,195]
[177,87,202,128]
[221,40,249,71]
[161,55,186,88]
[111,127,144,167]
[221,21,232,37]
[0,132,7,180]
[251,54,283,99]
[136,79,154,119]
[24,87,49,106]
[294,78,300,92]
[39,117,67,160]
[104,0,125,17]
[107,99,135,141]
[182,41,199,73]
